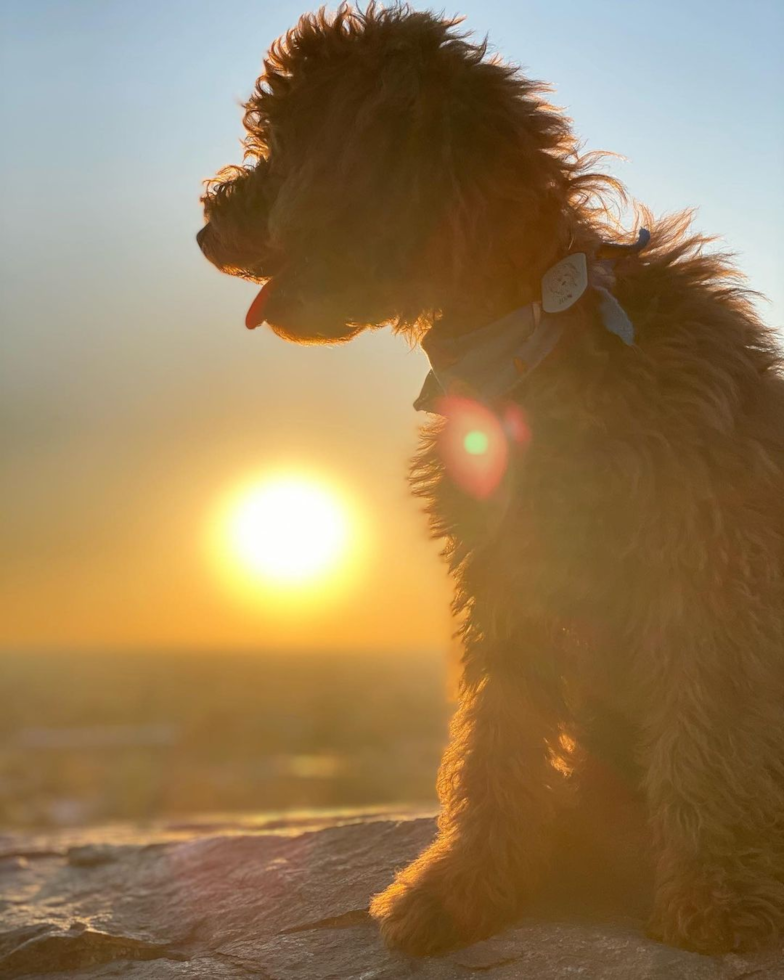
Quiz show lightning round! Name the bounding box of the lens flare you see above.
[463,430,489,455]
[437,397,530,499]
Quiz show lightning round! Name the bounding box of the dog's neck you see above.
[415,226,651,414]
[431,219,598,341]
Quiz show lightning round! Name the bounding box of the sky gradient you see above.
[1,0,782,653]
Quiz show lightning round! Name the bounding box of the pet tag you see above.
[541,252,588,314]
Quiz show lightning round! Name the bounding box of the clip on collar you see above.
[414,228,650,414]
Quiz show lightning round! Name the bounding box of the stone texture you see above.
[0,811,781,979]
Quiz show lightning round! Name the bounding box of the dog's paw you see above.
[370,877,465,956]
[648,877,784,954]
[369,846,523,957]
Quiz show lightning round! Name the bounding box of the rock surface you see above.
[1,810,782,979]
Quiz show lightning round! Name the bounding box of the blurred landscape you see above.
[0,649,449,829]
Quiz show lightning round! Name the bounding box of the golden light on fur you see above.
[198,3,784,957]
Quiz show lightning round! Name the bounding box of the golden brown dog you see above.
[198,3,784,956]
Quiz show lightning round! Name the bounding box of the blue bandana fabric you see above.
[414,229,651,414]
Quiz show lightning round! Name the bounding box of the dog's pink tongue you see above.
[245,280,275,330]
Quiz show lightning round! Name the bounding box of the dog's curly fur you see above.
[198,3,784,956]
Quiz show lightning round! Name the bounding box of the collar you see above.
[414,228,651,414]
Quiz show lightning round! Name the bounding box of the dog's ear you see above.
[403,50,576,297]
[240,9,462,252]
[250,5,578,296]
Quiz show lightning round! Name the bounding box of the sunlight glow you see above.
[208,472,361,607]
[228,477,348,584]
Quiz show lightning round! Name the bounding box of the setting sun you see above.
[229,477,349,584]
[208,472,361,603]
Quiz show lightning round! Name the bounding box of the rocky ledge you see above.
[0,810,781,979]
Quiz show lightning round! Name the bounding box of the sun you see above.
[219,474,352,588]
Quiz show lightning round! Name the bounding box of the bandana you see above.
[414,229,651,414]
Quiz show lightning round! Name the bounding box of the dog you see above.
[198,3,784,956]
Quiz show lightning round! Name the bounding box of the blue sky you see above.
[1,1,782,651]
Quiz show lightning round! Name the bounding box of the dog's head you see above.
[197,3,578,344]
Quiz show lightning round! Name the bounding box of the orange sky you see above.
[1,321,454,653]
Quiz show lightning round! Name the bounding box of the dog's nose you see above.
[196,225,209,250]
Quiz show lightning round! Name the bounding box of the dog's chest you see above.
[434,434,637,606]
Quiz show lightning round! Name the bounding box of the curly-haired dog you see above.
[198,4,784,956]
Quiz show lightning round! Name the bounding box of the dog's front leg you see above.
[370,636,571,955]
[641,613,784,954]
